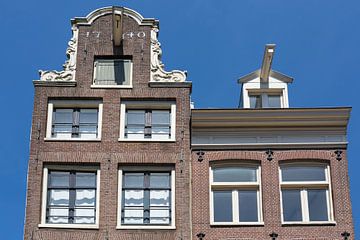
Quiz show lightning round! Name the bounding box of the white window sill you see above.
[282,221,336,226]
[118,138,175,142]
[116,225,176,230]
[44,138,101,142]
[91,85,133,89]
[38,223,99,229]
[210,222,264,226]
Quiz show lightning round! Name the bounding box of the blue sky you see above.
[0,0,359,238]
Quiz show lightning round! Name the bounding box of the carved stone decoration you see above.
[39,26,78,82]
[150,26,187,82]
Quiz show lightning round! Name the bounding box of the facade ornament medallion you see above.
[150,26,187,82]
[39,26,78,81]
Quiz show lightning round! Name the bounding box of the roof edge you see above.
[71,6,159,27]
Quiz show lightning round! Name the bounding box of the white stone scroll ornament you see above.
[150,26,187,82]
[39,27,78,81]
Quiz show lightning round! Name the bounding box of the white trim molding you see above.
[39,166,100,229]
[279,162,335,225]
[36,26,78,83]
[209,162,263,225]
[45,100,103,141]
[71,6,158,27]
[117,167,176,229]
[119,101,176,142]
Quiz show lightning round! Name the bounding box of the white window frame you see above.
[209,163,263,226]
[118,101,176,142]
[117,166,176,229]
[38,165,101,229]
[91,59,133,89]
[279,162,335,225]
[247,88,285,108]
[45,100,103,141]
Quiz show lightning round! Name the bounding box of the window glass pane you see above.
[152,110,170,125]
[268,95,281,108]
[249,95,261,108]
[152,127,170,139]
[47,208,69,224]
[95,60,131,86]
[49,172,70,187]
[124,209,144,224]
[126,127,145,134]
[126,110,145,125]
[213,166,257,182]
[124,190,144,206]
[54,109,72,123]
[238,190,258,222]
[124,173,144,188]
[213,191,233,222]
[74,208,95,224]
[48,189,69,206]
[76,172,96,187]
[53,124,72,134]
[281,165,326,182]
[150,190,170,206]
[79,109,98,123]
[282,189,302,222]
[150,209,170,224]
[308,189,329,221]
[113,60,126,85]
[150,173,170,188]
[75,190,96,206]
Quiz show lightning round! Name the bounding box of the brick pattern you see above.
[191,149,354,240]
[24,14,191,240]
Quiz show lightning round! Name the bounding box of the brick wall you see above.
[191,149,354,240]
[24,13,192,240]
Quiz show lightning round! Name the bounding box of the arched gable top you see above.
[71,6,159,27]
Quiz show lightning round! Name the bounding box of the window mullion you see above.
[232,190,239,223]
[144,173,150,224]
[72,109,80,137]
[145,110,151,138]
[301,188,309,222]
[69,172,76,224]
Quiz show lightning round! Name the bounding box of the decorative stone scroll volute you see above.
[150,26,187,82]
[38,26,78,82]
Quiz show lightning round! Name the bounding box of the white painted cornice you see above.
[71,6,158,27]
[191,107,351,129]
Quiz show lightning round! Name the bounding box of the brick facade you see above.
[191,150,354,240]
[25,11,191,240]
[24,7,354,240]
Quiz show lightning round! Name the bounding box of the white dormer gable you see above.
[238,45,293,109]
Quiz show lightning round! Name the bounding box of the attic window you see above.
[248,92,282,109]
[92,58,133,88]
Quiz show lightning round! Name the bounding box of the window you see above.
[93,59,132,88]
[46,100,103,141]
[117,167,175,229]
[210,164,263,225]
[279,163,334,224]
[40,166,100,228]
[119,101,176,141]
[249,93,281,108]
